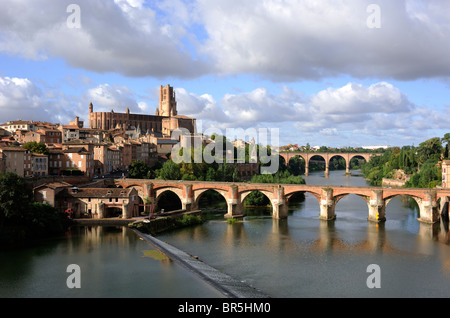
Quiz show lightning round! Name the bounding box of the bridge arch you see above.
[334,193,369,205]
[155,187,183,212]
[287,155,306,175]
[240,189,275,214]
[285,189,321,205]
[327,154,348,172]
[348,154,369,167]
[193,188,228,211]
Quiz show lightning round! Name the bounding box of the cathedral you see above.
[88,84,196,137]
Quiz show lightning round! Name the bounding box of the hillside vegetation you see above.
[362,135,449,188]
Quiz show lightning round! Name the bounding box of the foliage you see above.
[0,173,71,246]
[250,169,305,185]
[361,135,445,188]
[157,159,181,180]
[129,214,204,235]
[175,214,204,227]
[227,218,240,224]
[405,159,441,188]
[0,172,32,224]
[128,160,151,179]
[22,141,49,155]
[244,191,270,206]
[245,170,305,206]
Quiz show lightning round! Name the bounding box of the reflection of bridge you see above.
[115,179,450,224]
[279,152,379,176]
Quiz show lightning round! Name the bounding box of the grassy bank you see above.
[128,214,205,235]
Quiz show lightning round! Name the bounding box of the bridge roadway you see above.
[279,152,379,176]
[115,179,450,224]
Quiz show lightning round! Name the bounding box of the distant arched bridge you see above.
[279,152,380,176]
[115,179,450,224]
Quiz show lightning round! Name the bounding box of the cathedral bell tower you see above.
[159,84,177,117]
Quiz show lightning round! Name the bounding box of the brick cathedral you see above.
[88,84,196,137]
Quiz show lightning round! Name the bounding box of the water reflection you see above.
[0,225,225,298]
[157,170,450,297]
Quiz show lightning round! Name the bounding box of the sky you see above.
[0,0,450,148]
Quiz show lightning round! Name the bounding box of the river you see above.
[1,170,450,298]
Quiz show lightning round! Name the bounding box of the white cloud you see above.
[0,76,75,124]
[173,81,450,146]
[2,0,450,81]
[197,0,450,81]
[310,82,412,115]
[0,0,209,78]
[86,83,157,117]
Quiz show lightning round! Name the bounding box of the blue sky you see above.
[1,0,450,148]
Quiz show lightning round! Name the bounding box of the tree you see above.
[0,172,32,225]
[288,156,304,176]
[417,137,442,165]
[128,160,150,179]
[442,133,450,158]
[22,141,49,155]
[157,160,181,180]
[0,172,71,245]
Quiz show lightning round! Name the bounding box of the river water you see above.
[1,170,450,298]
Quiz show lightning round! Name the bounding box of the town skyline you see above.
[1,1,450,148]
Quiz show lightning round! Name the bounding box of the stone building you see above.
[88,84,196,138]
[442,160,450,188]
[55,187,140,219]
[0,146,27,176]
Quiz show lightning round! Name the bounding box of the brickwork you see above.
[116,179,447,223]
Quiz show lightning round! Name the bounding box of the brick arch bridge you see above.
[279,152,379,176]
[115,179,450,224]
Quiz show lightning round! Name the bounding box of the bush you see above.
[175,214,204,226]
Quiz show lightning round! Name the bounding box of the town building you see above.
[0,146,27,176]
[55,186,141,219]
[33,181,72,207]
[442,160,450,188]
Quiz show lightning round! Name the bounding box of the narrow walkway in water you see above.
[131,229,270,298]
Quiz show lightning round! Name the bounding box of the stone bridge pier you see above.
[319,188,336,220]
[116,179,446,224]
[415,192,439,224]
[271,186,288,219]
[368,190,386,222]
[225,185,244,218]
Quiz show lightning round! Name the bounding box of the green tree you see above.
[0,173,32,227]
[442,133,450,158]
[157,160,181,180]
[417,137,442,165]
[205,167,216,181]
[22,141,49,155]
[287,156,304,176]
[128,160,150,179]
[0,173,71,245]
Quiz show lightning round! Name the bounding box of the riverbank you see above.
[131,228,271,298]
[72,209,203,227]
